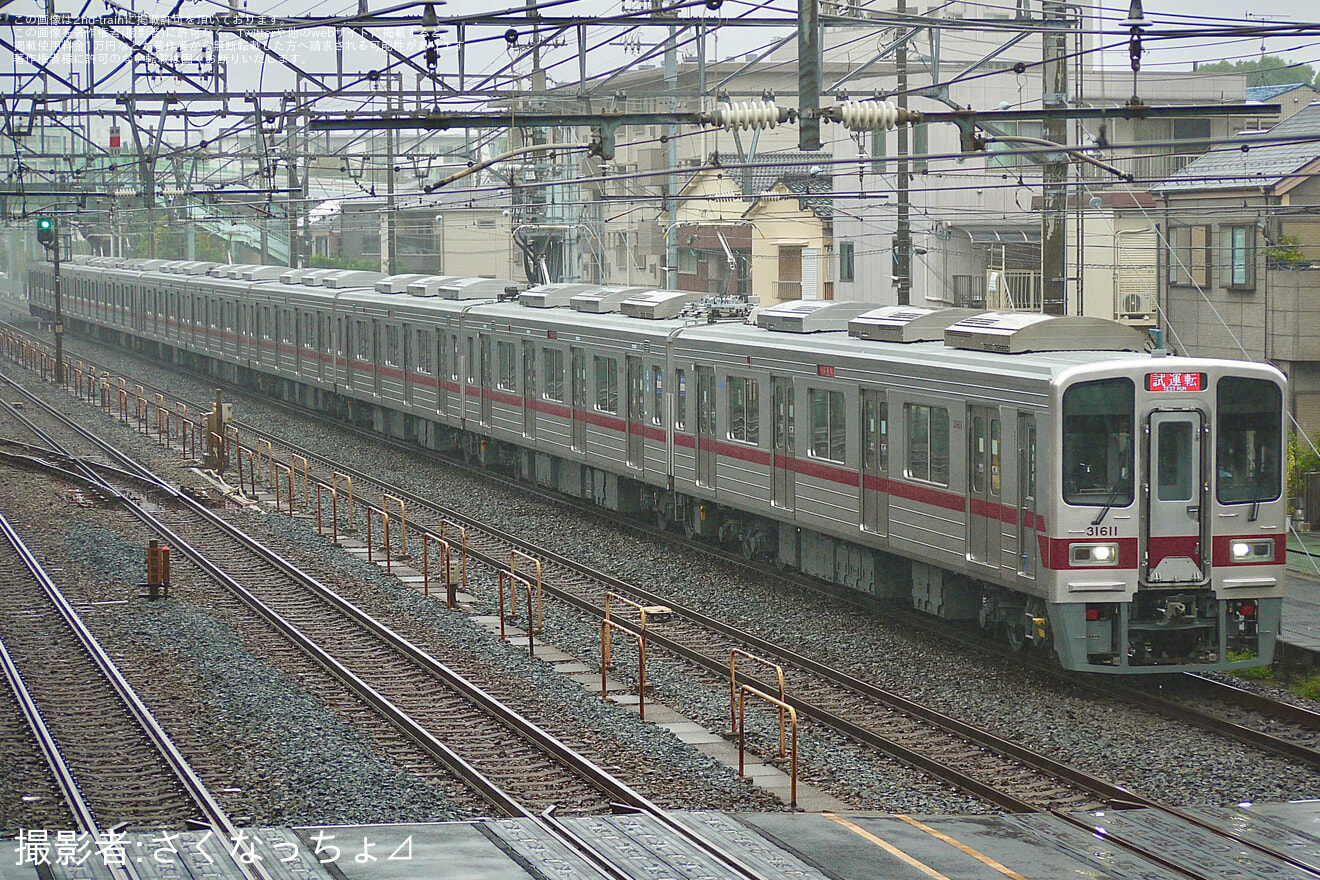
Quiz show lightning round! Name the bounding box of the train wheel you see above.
[1005,619,1027,651]
[655,502,672,531]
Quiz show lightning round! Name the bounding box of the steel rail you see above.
[1184,672,1320,728]
[0,580,97,835]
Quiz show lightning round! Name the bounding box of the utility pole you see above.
[384,75,397,275]
[288,83,302,269]
[798,0,820,151]
[895,0,911,306]
[1041,0,1069,315]
[659,0,678,290]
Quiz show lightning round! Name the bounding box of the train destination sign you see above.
[1146,372,1205,392]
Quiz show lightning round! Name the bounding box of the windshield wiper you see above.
[1092,483,1125,526]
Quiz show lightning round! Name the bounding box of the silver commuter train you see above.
[27,256,1288,674]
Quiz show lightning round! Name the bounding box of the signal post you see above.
[36,217,63,385]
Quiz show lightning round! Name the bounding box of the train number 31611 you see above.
[1086,525,1118,537]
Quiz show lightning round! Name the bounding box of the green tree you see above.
[127,222,227,262]
[1196,55,1317,88]
[1289,430,1320,514]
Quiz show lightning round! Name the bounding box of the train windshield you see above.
[1062,378,1134,507]
[1217,377,1282,504]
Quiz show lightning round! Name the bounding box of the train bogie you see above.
[27,258,1288,674]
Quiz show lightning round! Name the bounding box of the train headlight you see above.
[1230,540,1275,562]
[1070,542,1120,567]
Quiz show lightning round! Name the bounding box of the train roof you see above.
[54,261,1281,386]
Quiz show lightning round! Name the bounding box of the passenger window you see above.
[808,389,846,461]
[727,377,760,444]
[651,367,664,426]
[497,341,517,390]
[675,369,687,430]
[594,356,618,413]
[544,348,565,401]
[905,403,950,485]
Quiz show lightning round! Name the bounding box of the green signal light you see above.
[36,216,55,247]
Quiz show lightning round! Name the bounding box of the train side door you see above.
[626,356,644,469]
[437,331,450,417]
[1144,410,1206,584]
[479,333,493,426]
[571,347,587,451]
[772,377,795,509]
[402,323,413,406]
[861,389,887,535]
[1017,414,1037,578]
[523,341,537,439]
[968,405,1001,569]
[696,366,717,488]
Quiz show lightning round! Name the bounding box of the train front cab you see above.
[1048,363,1286,673]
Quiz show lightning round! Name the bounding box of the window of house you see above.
[1191,225,1212,287]
[905,403,950,485]
[544,347,565,401]
[1223,225,1256,289]
[1173,117,1212,143]
[871,129,886,172]
[497,341,517,390]
[594,356,618,413]
[808,389,846,461]
[839,241,855,282]
[727,377,760,445]
[1167,226,1185,285]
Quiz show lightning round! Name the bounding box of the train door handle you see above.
[1186,505,1199,516]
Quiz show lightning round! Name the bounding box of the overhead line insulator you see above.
[706,100,794,132]
[832,100,924,132]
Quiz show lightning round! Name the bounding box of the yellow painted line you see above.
[823,813,954,880]
[896,814,1033,880]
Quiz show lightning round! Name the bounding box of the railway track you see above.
[0,364,817,880]
[0,495,242,841]
[0,372,644,818]
[12,334,1320,812]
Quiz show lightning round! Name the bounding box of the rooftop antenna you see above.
[1244,12,1292,86]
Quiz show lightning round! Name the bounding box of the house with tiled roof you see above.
[671,152,833,305]
[1246,83,1320,123]
[1150,101,1320,435]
